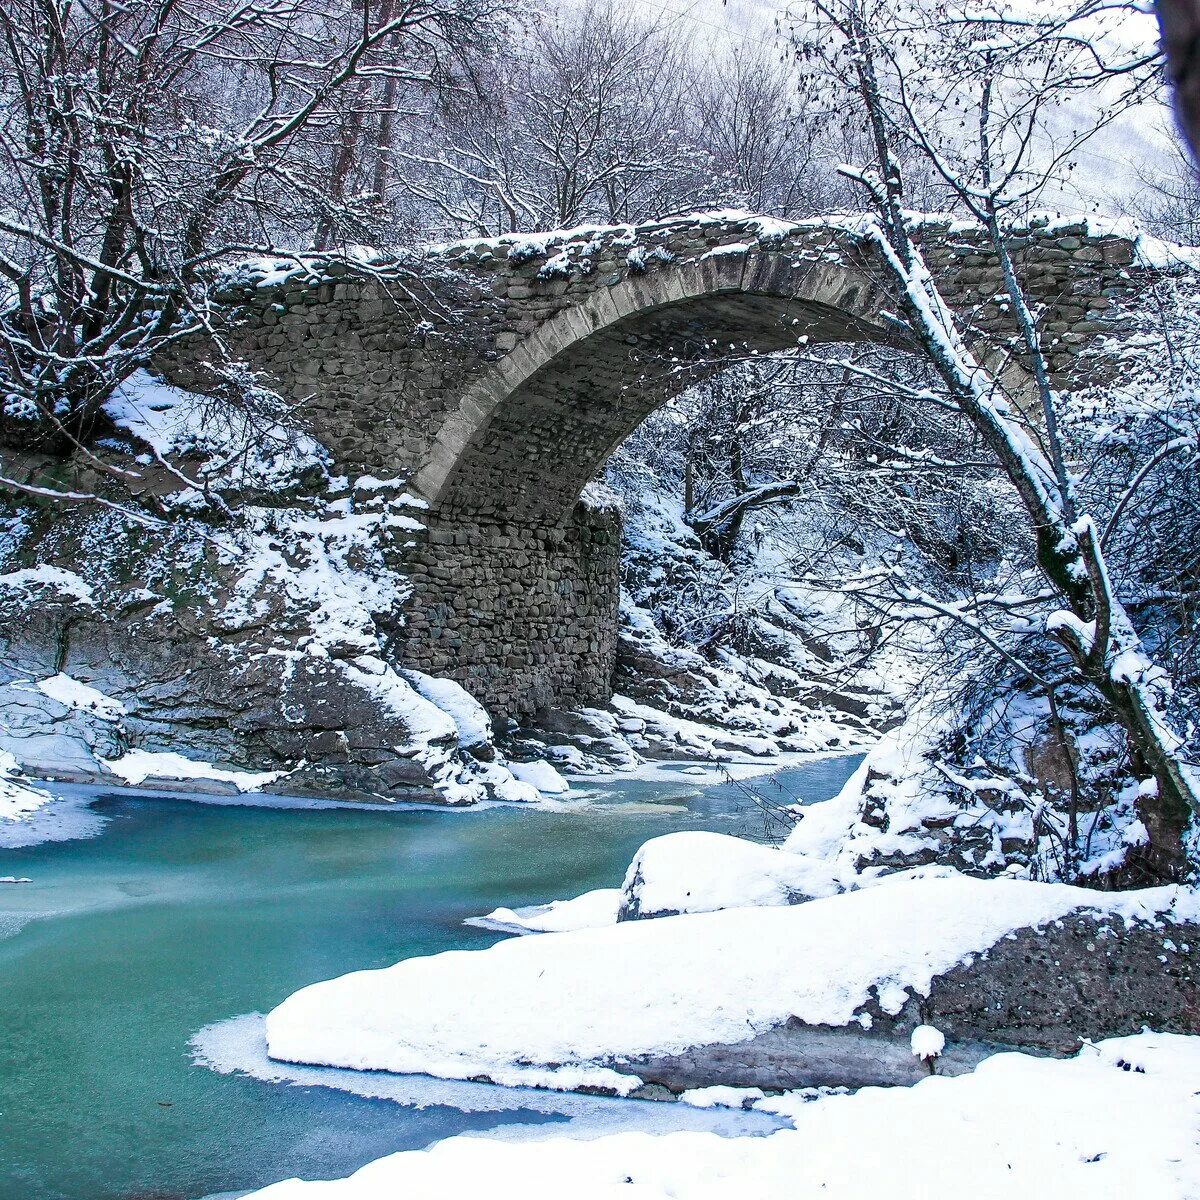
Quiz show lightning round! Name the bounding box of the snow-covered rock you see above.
[0,748,52,823]
[507,759,570,795]
[596,462,899,766]
[0,750,103,848]
[910,1023,946,1062]
[782,701,1159,884]
[264,872,1199,1095]
[465,825,845,934]
[0,394,562,810]
[466,888,621,935]
[402,670,494,751]
[618,831,843,920]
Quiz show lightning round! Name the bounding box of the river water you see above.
[0,756,861,1200]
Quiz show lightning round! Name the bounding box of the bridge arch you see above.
[413,249,894,524]
[400,244,915,719]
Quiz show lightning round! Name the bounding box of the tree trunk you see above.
[1156,0,1200,167]
[690,481,802,562]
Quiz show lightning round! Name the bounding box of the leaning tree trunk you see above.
[866,223,1200,880]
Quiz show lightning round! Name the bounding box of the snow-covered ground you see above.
[244,1031,1200,1199]
[247,778,1200,1200]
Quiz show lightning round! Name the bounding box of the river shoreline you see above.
[5,746,867,843]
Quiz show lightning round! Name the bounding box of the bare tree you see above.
[693,47,816,219]
[387,0,845,237]
[790,0,1199,877]
[1131,131,1200,242]
[0,0,504,451]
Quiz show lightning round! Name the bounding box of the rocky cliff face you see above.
[0,375,556,805]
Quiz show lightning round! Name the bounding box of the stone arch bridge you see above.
[171,212,1156,719]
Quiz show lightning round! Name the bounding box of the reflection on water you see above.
[0,756,861,1200]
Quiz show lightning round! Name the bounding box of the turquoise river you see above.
[0,756,861,1200]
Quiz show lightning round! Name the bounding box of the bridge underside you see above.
[431,290,891,527]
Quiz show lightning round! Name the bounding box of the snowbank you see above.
[244,1032,1200,1200]
[265,872,1197,1094]
[619,831,843,920]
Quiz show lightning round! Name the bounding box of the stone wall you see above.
[394,500,622,720]
[154,213,1160,716]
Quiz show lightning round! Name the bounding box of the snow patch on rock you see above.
[0,565,95,604]
[32,674,126,721]
[101,749,285,792]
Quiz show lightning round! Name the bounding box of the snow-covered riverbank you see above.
[246,745,1200,1198]
[245,1031,1200,1199]
[265,869,1200,1095]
